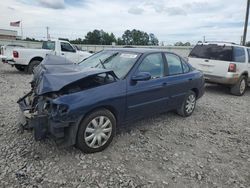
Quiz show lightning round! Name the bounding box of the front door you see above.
[126,53,169,121]
[60,42,78,63]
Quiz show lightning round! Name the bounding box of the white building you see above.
[0,29,17,40]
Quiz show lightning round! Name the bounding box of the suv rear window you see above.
[189,44,233,61]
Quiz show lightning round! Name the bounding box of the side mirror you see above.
[131,72,151,82]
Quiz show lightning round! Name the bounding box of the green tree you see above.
[83,30,117,45]
[70,38,83,44]
[149,33,159,45]
[84,30,101,44]
[174,41,191,46]
[121,29,151,45]
[122,30,133,45]
[117,37,125,45]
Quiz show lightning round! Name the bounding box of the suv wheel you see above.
[230,76,247,96]
[76,109,116,153]
[177,91,196,117]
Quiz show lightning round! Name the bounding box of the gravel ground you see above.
[0,62,250,188]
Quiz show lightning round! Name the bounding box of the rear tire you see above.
[177,91,196,117]
[230,76,247,96]
[26,60,41,74]
[76,109,116,153]
[14,64,25,72]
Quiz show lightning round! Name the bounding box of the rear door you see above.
[164,53,193,109]
[188,44,233,77]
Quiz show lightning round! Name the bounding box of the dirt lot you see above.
[0,62,249,188]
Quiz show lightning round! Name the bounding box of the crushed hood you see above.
[33,55,113,95]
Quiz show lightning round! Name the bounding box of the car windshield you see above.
[79,50,140,79]
[42,41,55,50]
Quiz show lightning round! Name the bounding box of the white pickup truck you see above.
[4,40,91,73]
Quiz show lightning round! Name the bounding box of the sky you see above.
[0,0,248,44]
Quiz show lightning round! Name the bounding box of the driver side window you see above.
[138,53,164,79]
[61,42,75,52]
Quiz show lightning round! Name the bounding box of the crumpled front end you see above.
[17,91,78,146]
[17,55,118,146]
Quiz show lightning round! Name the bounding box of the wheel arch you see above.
[241,71,248,78]
[191,88,199,98]
[29,56,43,64]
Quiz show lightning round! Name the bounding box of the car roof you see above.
[197,42,245,48]
[104,48,174,54]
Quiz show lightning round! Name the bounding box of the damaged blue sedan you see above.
[18,49,205,153]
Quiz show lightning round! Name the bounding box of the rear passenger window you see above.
[233,47,245,63]
[165,54,183,75]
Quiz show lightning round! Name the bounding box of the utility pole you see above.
[243,0,250,46]
[203,36,206,42]
[46,26,50,40]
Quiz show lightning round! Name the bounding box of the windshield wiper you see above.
[95,52,119,69]
[98,59,106,69]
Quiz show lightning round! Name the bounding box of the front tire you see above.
[177,91,196,117]
[76,109,116,153]
[230,76,247,96]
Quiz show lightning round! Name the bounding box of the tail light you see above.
[228,63,236,72]
[13,51,19,58]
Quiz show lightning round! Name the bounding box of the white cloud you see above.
[128,7,144,15]
[39,0,65,9]
[0,0,248,44]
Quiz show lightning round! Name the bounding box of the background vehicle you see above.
[18,49,204,153]
[188,42,250,96]
[0,44,25,70]
[5,40,91,73]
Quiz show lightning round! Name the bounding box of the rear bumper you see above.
[204,74,239,85]
[0,55,15,65]
[17,92,77,146]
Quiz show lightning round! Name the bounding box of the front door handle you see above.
[162,82,167,86]
[61,53,64,55]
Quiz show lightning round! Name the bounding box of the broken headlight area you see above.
[18,92,75,141]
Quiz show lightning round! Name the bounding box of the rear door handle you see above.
[188,78,193,81]
[204,59,209,62]
[61,53,64,55]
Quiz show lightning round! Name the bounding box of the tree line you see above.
[70,29,159,46]
[21,29,194,46]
